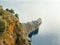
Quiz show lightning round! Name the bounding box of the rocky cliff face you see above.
[22,18,42,37]
[0,6,42,45]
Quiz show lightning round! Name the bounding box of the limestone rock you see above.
[0,6,42,45]
[22,18,42,41]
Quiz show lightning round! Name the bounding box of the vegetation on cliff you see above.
[0,6,31,45]
[0,6,42,45]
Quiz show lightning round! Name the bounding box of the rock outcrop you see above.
[0,6,42,45]
[22,18,42,35]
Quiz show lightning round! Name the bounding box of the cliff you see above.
[0,6,42,45]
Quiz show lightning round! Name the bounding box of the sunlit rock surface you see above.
[22,18,42,35]
[0,6,42,45]
[22,18,42,41]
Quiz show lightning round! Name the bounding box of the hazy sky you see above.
[0,0,60,45]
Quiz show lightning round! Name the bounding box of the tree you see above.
[15,14,19,19]
[9,9,14,14]
[6,8,14,14]
[6,8,9,11]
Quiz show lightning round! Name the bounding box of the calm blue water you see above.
[28,21,58,45]
[32,31,58,45]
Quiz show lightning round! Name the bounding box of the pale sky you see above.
[0,0,60,45]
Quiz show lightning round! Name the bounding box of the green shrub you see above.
[22,39,26,43]
[6,8,14,14]
[0,20,5,34]
[9,9,14,14]
[6,8,9,11]
[15,14,19,19]
[16,34,21,44]
[0,10,3,15]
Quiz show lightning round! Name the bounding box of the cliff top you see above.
[0,6,31,45]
